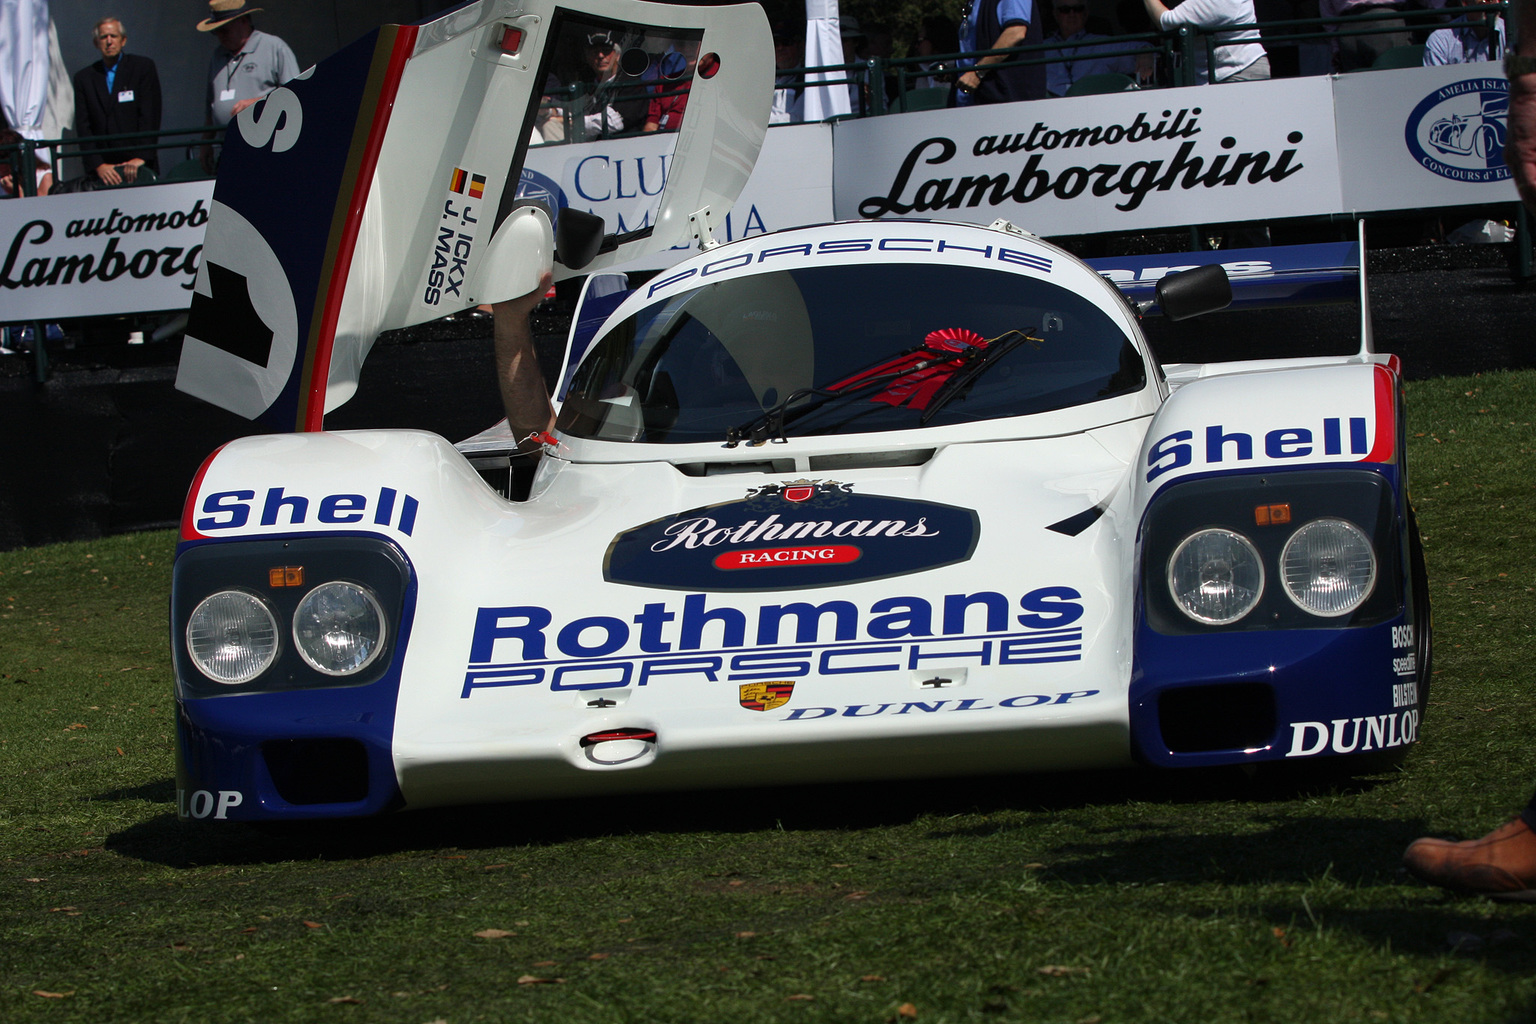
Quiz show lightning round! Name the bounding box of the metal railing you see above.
[2,125,215,197]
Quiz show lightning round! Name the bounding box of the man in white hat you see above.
[198,0,299,128]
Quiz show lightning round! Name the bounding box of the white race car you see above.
[169,0,1427,822]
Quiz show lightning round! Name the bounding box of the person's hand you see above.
[496,269,554,320]
[95,162,123,186]
[958,69,982,93]
[1508,71,1536,211]
[230,96,260,117]
[121,160,142,183]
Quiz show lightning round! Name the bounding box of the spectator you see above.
[1423,0,1505,64]
[771,22,806,124]
[1319,0,1413,72]
[570,29,648,139]
[1044,0,1145,95]
[912,15,961,89]
[0,127,52,197]
[955,0,1048,105]
[644,46,696,132]
[198,1,299,129]
[1142,0,1271,82]
[73,17,161,187]
[1400,0,1536,901]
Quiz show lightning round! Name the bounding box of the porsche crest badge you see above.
[739,681,795,712]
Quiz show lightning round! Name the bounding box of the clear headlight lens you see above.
[1280,518,1376,616]
[292,581,387,676]
[1168,528,1265,625]
[186,590,280,684]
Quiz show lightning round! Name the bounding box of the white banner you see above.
[832,76,1344,234]
[1336,63,1518,212]
[523,121,836,273]
[1,63,1521,325]
[0,180,213,321]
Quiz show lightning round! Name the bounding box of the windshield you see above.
[556,263,1145,444]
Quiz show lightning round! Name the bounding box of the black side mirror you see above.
[1155,263,1232,321]
[556,208,606,271]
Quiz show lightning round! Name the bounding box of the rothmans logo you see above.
[603,481,980,592]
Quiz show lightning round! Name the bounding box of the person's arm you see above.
[957,22,1031,93]
[492,271,557,455]
[1509,0,1536,208]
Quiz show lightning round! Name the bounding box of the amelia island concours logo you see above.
[1404,77,1510,183]
[603,480,981,592]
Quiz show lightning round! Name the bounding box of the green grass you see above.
[4,370,1536,1023]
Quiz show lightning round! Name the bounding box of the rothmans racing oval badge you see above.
[603,480,980,592]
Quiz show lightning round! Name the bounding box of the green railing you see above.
[3,125,214,197]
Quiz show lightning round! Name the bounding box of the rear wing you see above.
[1086,232,1373,357]
[176,0,772,431]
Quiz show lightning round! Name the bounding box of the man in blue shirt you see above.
[1043,1,1143,95]
[955,0,1047,104]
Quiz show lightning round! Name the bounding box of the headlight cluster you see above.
[1143,470,1397,634]
[186,581,388,686]
[1167,517,1376,626]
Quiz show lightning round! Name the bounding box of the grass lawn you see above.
[3,369,1536,1023]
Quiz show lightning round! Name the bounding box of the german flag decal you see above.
[449,166,486,198]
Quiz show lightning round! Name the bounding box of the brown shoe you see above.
[1403,817,1536,901]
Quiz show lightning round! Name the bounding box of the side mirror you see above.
[556,208,607,271]
[1154,263,1232,321]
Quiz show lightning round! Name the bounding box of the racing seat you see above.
[1371,45,1426,70]
[1067,72,1136,96]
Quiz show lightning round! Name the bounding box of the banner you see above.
[522,120,836,273]
[832,76,1343,235]
[0,180,213,321]
[1335,63,1517,212]
[2,62,1522,326]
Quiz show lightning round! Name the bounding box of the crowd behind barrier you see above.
[0,0,1508,190]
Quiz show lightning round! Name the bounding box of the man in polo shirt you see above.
[197,0,299,129]
[955,0,1047,105]
[73,17,162,186]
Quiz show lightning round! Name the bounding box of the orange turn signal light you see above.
[1254,503,1291,526]
[269,566,305,587]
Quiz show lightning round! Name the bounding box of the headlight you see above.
[1167,528,1264,625]
[186,590,280,684]
[291,581,387,676]
[1280,518,1376,616]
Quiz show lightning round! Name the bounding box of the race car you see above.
[169,1,1428,822]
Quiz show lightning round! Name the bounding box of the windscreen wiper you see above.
[723,341,975,447]
[917,330,1041,425]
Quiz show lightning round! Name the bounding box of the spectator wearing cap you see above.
[199,0,299,129]
[73,17,162,186]
[771,22,806,123]
[573,29,647,138]
[1043,1,1144,95]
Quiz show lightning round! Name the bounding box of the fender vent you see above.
[262,738,369,805]
[1158,684,1275,753]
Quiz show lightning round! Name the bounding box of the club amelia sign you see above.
[603,481,981,592]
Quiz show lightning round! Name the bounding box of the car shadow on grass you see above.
[101,762,1397,869]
